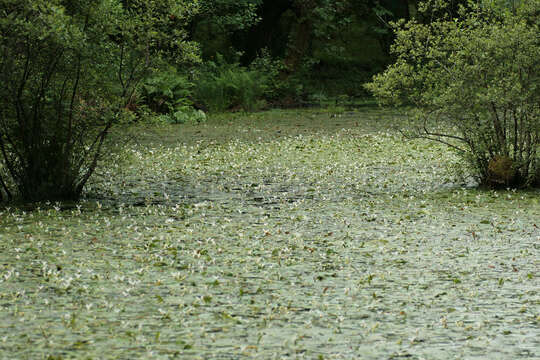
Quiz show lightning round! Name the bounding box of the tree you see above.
[366,0,540,187]
[0,0,199,202]
[190,0,262,60]
[279,0,359,76]
[192,0,360,70]
[198,0,262,32]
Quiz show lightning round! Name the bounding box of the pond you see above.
[0,108,538,359]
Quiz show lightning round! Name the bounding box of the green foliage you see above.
[248,49,308,105]
[193,55,269,112]
[172,109,207,124]
[189,0,401,104]
[0,0,199,201]
[198,0,262,32]
[142,66,201,124]
[366,0,540,188]
[311,0,356,39]
[191,0,262,59]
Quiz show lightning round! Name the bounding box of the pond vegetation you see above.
[1,108,538,359]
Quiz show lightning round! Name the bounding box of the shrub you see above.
[0,0,198,201]
[141,66,205,124]
[366,0,540,188]
[193,55,269,112]
[167,109,207,125]
[248,49,304,107]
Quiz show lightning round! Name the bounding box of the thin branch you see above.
[411,133,468,153]
[74,114,110,171]
[118,43,125,90]
[67,49,82,157]
[75,120,113,196]
[67,12,90,159]
[56,66,70,128]
[0,171,12,201]
[0,132,20,188]
[16,36,32,127]
[0,113,25,171]
[422,125,468,143]
[490,101,506,153]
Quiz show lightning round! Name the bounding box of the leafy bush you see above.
[248,49,305,106]
[160,109,207,125]
[141,66,205,124]
[142,67,193,115]
[193,55,269,112]
[0,0,198,201]
[366,0,540,188]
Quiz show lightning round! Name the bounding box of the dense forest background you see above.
[174,0,464,110]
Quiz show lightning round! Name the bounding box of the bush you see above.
[193,55,269,112]
[143,67,193,115]
[156,109,207,125]
[248,49,305,107]
[142,66,206,124]
[366,0,540,188]
[0,0,198,201]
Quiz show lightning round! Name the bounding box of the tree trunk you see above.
[281,0,315,77]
